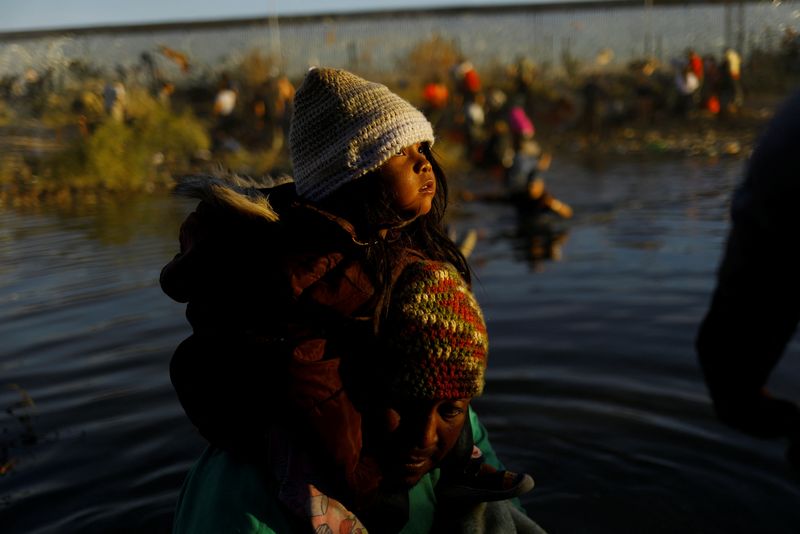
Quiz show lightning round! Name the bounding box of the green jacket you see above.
[173,408,511,534]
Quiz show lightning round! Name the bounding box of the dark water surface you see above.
[2,158,799,533]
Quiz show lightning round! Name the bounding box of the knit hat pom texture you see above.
[290,68,435,202]
[384,261,488,400]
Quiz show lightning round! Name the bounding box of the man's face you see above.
[374,397,471,487]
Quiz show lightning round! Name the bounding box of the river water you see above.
[2,156,799,533]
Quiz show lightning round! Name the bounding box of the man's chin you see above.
[397,461,434,487]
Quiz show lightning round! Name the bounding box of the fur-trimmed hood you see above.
[172,172,295,222]
[160,172,377,333]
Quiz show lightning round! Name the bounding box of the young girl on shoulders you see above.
[162,67,532,532]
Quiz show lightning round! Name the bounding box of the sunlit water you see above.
[2,157,800,533]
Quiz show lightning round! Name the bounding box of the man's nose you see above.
[415,410,439,449]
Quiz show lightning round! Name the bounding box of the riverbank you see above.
[545,98,776,160]
[0,92,782,210]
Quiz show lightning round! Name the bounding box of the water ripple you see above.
[3,162,800,533]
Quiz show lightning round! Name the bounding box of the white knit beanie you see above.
[289,67,435,202]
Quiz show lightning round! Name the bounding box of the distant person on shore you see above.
[452,59,485,161]
[632,59,659,125]
[687,48,705,103]
[103,81,126,122]
[163,67,536,532]
[701,54,722,115]
[696,88,800,466]
[211,73,240,151]
[272,74,295,148]
[674,63,700,117]
[422,76,450,129]
[720,47,744,116]
[213,74,238,118]
[688,49,704,80]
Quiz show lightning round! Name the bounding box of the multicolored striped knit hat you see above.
[289,67,435,202]
[383,261,488,400]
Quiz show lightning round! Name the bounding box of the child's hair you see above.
[319,143,470,328]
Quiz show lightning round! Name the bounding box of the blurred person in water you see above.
[506,105,572,220]
[696,88,800,466]
[460,104,573,223]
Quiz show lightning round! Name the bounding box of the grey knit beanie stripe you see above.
[289,67,435,202]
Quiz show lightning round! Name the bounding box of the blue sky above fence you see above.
[4,0,606,32]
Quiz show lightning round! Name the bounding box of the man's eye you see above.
[395,147,406,156]
[439,405,464,420]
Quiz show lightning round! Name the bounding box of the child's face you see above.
[375,396,471,487]
[378,142,436,219]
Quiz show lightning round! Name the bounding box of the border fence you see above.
[0,1,797,80]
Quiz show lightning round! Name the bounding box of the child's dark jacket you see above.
[161,175,418,497]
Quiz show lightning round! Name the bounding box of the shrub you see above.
[41,89,210,191]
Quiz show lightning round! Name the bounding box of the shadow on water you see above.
[2,158,800,533]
